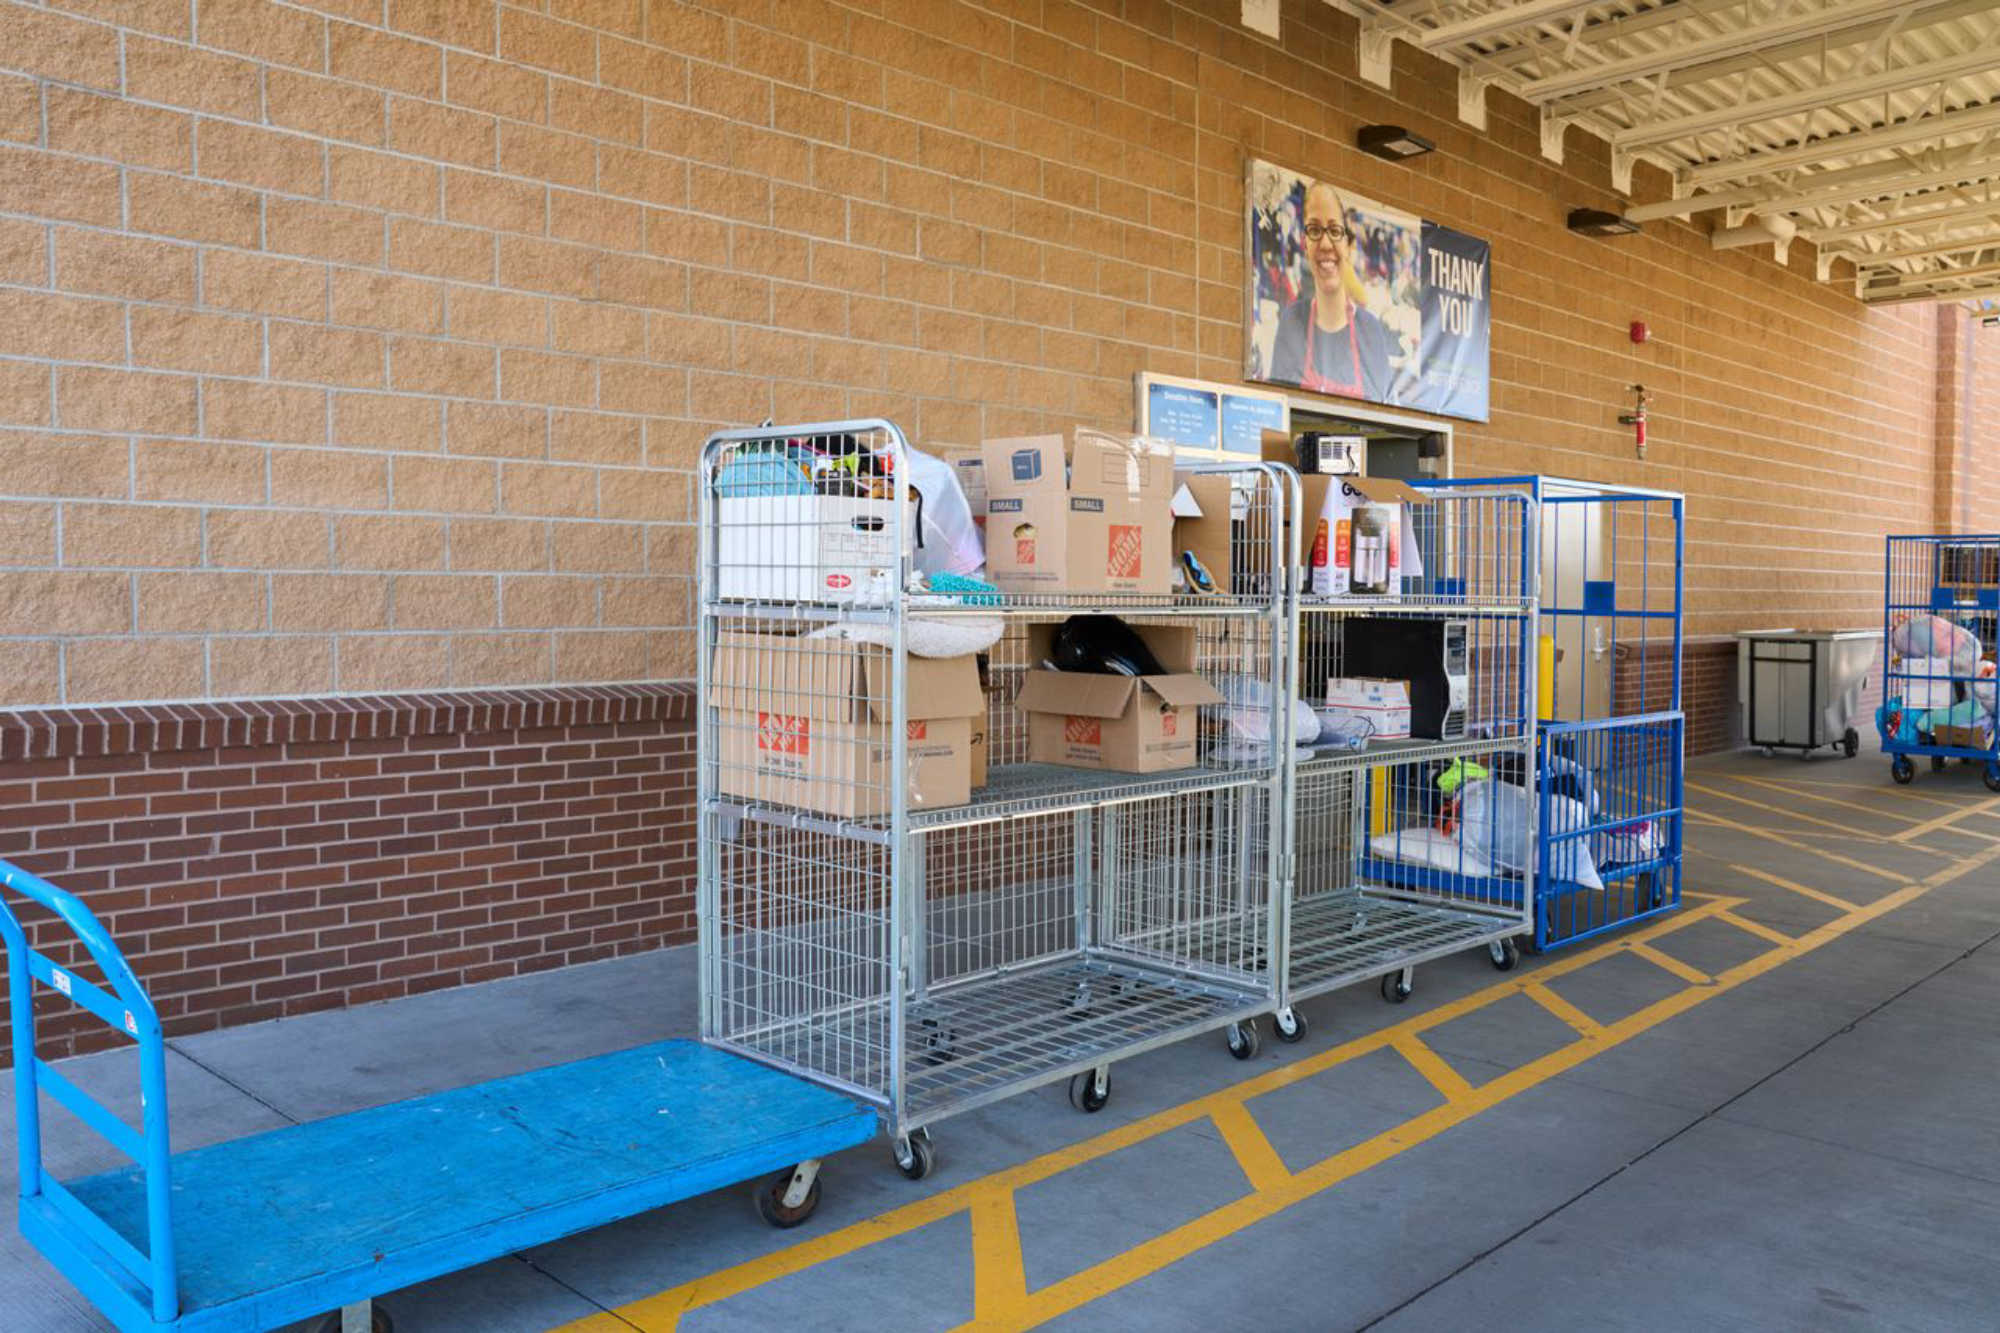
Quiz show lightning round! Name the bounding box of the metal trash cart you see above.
[1735,628,1880,758]
[2,859,878,1333]
[699,419,1294,1176]
[1881,534,2000,791]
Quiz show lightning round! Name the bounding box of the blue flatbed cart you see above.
[3,859,878,1333]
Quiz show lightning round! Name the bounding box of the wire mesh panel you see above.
[705,811,895,1105]
[1882,535,2000,781]
[1100,784,1274,987]
[1536,713,1684,948]
[1276,480,1537,1006]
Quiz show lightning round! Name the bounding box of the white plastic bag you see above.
[1458,779,1604,891]
[905,448,985,579]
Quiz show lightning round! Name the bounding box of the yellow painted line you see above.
[1209,1100,1291,1192]
[976,854,1997,1330]
[567,813,1990,1333]
[1725,774,1941,826]
[1684,778,1897,843]
[1890,794,2000,844]
[1521,981,1605,1039]
[1682,805,1913,881]
[970,1190,1028,1322]
[1627,941,1711,986]
[1716,910,1797,947]
[1391,1033,1477,1104]
[575,898,1743,1332]
[1729,863,1860,913]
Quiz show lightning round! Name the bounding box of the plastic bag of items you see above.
[1456,778,1605,891]
[1210,673,1319,762]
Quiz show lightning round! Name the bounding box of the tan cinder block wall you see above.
[0,0,1975,703]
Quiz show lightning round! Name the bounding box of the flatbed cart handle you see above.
[0,858,178,1323]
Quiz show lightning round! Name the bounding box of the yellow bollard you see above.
[1537,634,1557,720]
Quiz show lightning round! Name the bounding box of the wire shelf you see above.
[1286,892,1516,1000]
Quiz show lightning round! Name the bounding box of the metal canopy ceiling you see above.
[1322,0,2000,306]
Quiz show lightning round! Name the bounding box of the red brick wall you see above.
[1,686,693,1062]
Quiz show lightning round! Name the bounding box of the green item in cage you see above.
[1436,758,1488,795]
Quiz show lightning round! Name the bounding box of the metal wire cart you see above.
[1252,483,1540,1046]
[1445,477,1686,952]
[1881,534,2000,791]
[698,420,1295,1176]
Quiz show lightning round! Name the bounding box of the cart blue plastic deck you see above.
[2,860,878,1333]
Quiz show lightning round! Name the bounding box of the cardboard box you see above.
[1937,724,1989,749]
[715,492,908,605]
[1324,677,1412,742]
[707,630,982,816]
[982,432,1174,595]
[1015,623,1224,772]
[1172,468,1287,597]
[1256,431,1427,599]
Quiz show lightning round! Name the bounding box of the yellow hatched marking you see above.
[1391,1033,1477,1104]
[1726,775,1941,825]
[1683,805,1912,880]
[1891,794,2000,844]
[969,1191,1027,1322]
[1627,942,1711,986]
[567,841,2000,1332]
[1716,910,1796,947]
[1684,779,1894,843]
[1730,863,1860,913]
[1210,1101,1290,1193]
[1521,981,1604,1038]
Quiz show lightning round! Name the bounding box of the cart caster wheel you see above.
[1933,755,1948,773]
[919,1019,957,1066]
[1381,971,1413,1004]
[310,1308,393,1333]
[1068,1068,1110,1113]
[754,1165,823,1227]
[1842,728,1860,759]
[1489,938,1521,972]
[1272,1006,1308,1042]
[1891,757,1915,785]
[1985,768,2000,794]
[1225,1020,1261,1060]
[894,1130,935,1181]
[1762,746,1775,757]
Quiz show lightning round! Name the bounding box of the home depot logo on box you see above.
[1160,710,1177,737]
[1064,716,1102,746]
[1108,523,1142,579]
[757,712,810,755]
[907,721,927,740]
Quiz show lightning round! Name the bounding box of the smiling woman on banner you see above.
[1267,182,1398,401]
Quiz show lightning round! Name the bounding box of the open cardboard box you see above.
[707,629,983,816]
[982,432,1174,595]
[1014,623,1224,772]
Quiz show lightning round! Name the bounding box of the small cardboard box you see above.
[714,492,908,605]
[1015,623,1225,772]
[982,432,1174,595]
[707,631,983,816]
[1324,677,1412,742]
[1937,724,1991,749]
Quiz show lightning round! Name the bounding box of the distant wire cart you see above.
[1879,535,2000,791]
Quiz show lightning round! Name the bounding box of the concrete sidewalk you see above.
[6,747,2000,1331]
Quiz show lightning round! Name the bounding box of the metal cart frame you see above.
[698,420,1297,1173]
[1252,480,1541,1041]
[1882,534,2000,792]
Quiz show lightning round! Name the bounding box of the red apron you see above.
[1301,298,1363,398]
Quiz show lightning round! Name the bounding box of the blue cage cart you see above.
[1881,534,2000,792]
[1425,477,1686,953]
